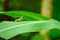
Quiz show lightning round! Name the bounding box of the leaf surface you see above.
[0,19,60,39]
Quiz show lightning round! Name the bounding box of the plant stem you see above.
[4,0,9,11]
[40,0,53,40]
[40,30,50,40]
[41,0,52,18]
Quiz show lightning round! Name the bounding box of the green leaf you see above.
[0,11,49,20]
[0,19,60,39]
[47,28,60,39]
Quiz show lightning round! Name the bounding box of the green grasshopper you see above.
[15,16,24,22]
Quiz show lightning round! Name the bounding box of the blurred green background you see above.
[0,0,40,13]
[53,0,60,21]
